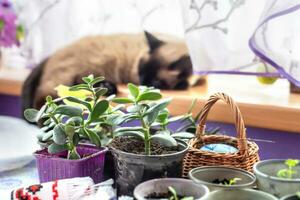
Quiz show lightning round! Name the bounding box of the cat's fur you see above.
[22,32,193,111]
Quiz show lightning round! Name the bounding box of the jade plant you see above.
[277,159,299,179]
[112,84,194,155]
[168,186,194,200]
[24,75,110,159]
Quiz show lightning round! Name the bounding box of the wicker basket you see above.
[182,93,259,177]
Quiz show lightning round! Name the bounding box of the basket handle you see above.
[196,93,248,154]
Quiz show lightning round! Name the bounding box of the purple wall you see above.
[1,94,299,160]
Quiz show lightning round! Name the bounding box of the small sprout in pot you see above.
[277,159,299,179]
[212,178,242,186]
[168,186,194,200]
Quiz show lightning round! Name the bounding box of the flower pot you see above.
[201,189,278,200]
[35,144,108,183]
[133,178,209,200]
[280,194,299,200]
[188,166,256,191]
[110,140,189,196]
[254,159,300,198]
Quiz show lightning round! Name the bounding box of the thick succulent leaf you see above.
[137,91,162,102]
[24,108,39,122]
[114,131,145,140]
[68,149,81,160]
[126,105,142,113]
[65,97,92,111]
[128,83,139,98]
[65,125,75,138]
[42,130,54,141]
[53,124,67,145]
[84,128,101,147]
[90,100,109,121]
[172,132,195,139]
[36,105,47,121]
[144,110,160,125]
[69,84,91,91]
[90,76,105,85]
[114,126,145,133]
[112,97,134,104]
[95,88,108,99]
[145,98,172,116]
[150,133,177,147]
[66,116,83,126]
[156,110,169,123]
[72,132,80,146]
[48,143,69,154]
[55,105,83,117]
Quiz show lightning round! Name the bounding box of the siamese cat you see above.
[22,31,194,112]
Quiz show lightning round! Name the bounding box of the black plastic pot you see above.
[103,150,115,181]
[110,140,189,196]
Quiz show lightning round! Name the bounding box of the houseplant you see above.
[109,84,191,195]
[133,178,209,200]
[188,166,256,191]
[254,159,300,198]
[201,189,278,200]
[24,75,109,183]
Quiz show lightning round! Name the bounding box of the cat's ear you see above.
[144,31,163,53]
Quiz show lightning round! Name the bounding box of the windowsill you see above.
[1,67,300,133]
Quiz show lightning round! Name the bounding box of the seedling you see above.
[277,159,299,179]
[24,75,110,159]
[112,84,194,155]
[168,186,194,200]
[212,177,241,186]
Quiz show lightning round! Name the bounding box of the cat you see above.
[22,31,194,112]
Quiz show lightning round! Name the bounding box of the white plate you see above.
[0,116,40,172]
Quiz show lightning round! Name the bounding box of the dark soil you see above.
[110,137,180,155]
[212,178,231,185]
[146,192,185,198]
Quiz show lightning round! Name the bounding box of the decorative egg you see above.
[200,143,238,154]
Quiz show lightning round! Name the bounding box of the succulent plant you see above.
[112,83,195,155]
[24,75,111,159]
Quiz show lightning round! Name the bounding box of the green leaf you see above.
[127,105,143,113]
[156,110,169,123]
[145,98,172,115]
[144,110,160,125]
[84,128,101,147]
[36,105,47,121]
[128,83,139,98]
[168,115,186,123]
[55,105,83,117]
[72,132,80,146]
[172,132,195,139]
[150,133,177,147]
[115,131,145,140]
[112,97,134,104]
[68,149,81,159]
[82,76,92,83]
[48,143,69,154]
[65,125,75,138]
[24,108,39,122]
[90,76,105,85]
[114,126,145,133]
[66,116,83,126]
[95,88,108,98]
[137,91,162,102]
[65,97,92,111]
[53,124,67,145]
[42,130,54,141]
[69,84,90,91]
[90,100,109,121]
[106,94,116,101]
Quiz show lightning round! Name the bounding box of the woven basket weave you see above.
[182,93,260,177]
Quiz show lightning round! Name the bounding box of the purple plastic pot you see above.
[35,144,108,183]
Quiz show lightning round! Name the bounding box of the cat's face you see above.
[138,32,193,90]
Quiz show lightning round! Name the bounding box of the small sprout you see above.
[277,159,299,179]
[168,186,194,200]
[225,178,241,186]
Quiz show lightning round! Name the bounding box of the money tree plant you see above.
[24,75,110,159]
[112,83,195,155]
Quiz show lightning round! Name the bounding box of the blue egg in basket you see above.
[200,143,238,154]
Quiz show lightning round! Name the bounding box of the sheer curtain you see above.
[12,0,184,67]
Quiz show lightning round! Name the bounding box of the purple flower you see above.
[0,0,19,47]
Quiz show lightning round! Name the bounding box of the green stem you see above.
[139,109,151,155]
